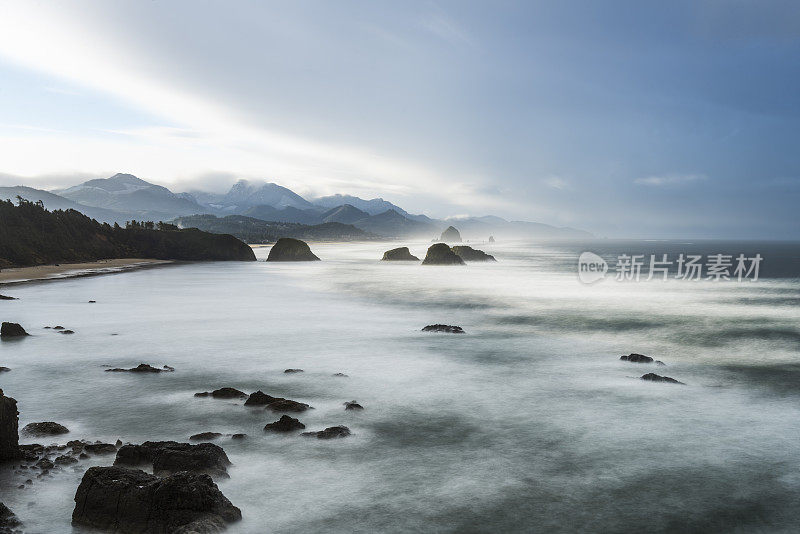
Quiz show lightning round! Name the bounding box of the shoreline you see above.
[0,259,175,287]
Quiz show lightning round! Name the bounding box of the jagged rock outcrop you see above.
[21,421,69,436]
[266,238,320,261]
[114,441,231,478]
[0,323,27,338]
[0,390,20,461]
[620,353,653,363]
[440,226,462,242]
[422,324,465,334]
[0,502,21,534]
[344,401,364,411]
[72,466,241,533]
[451,246,496,262]
[302,426,351,439]
[265,399,311,413]
[641,373,684,385]
[264,415,305,432]
[195,387,247,399]
[106,363,174,373]
[0,295,18,300]
[284,368,304,373]
[421,243,465,265]
[381,247,419,261]
[244,391,281,406]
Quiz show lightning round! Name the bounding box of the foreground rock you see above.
[641,373,684,385]
[72,466,241,533]
[266,237,320,262]
[421,243,465,265]
[451,246,496,262]
[22,421,69,436]
[302,426,351,439]
[0,503,21,534]
[440,225,462,243]
[264,415,305,432]
[0,390,20,461]
[422,324,465,334]
[115,441,231,478]
[0,323,27,338]
[106,363,175,373]
[381,247,419,261]
[195,387,248,399]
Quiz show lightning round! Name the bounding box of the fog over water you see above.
[2,240,800,533]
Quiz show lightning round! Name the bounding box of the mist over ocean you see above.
[2,239,800,533]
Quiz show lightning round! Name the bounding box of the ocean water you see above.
[1,239,800,533]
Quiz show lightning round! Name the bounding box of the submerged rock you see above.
[0,390,20,461]
[344,401,364,411]
[440,226,462,243]
[195,387,248,399]
[641,373,684,385]
[59,330,75,335]
[230,434,246,440]
[264,415,305,432]
[0,295,18,300]
[265,399,311,413]
[0,323,27,338]
[302,426,351,439]
[55,454,79,465]
[72,466,241,533]
[332,373,348,377]
[266,237,320,262]
[106,363,174,373]
[190,432,223,442]
[381,247,419,261]
[244,391,281,406]
[0,368,9,373]
[22,421,69,436]
[451,246,496,262]
[620,353,654,363]
[284,368,304,373]
[421,243,465,265]
[422,324,465,334]
[115,440,231,478]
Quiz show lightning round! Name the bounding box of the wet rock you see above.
[422,324,465,334]
[266,237,321,262]
[451,246,496,262]
[190,432,223,442]
[344,401,364,411]
[19,444,44,461]
[35,457,54,470]
[59,330,75,335]
[196,387,247,399]
[105,363,174,373]
[284,368,304,373]
[244,391,281,406]
[0,295,18,300]
[21,421,69,437]
[332,373,348,377]
[440,225,462,243]
[656,360,666,366]
[115,441,231,478]
[72,466,241,533]
[55,454,78,465]
[230,434,246,440]
[641,373,684,385]
[0,323,27,338]
[381,247,419,261]
[265,399,311,413]
[0,390,20,461]
[0,502,22,533]
[84,443,117,455]
[53,326,64,330]
[264,415,305,432]
[0,368,9,373]
[421,243,465,265]
[88,300,96,303]
[620,353,654,363]
[302,426,351,439]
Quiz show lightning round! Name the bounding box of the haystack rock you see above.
[440,226,462,242]
[381,247,419,261]
[421,243,465,265]
[266,238,320,261]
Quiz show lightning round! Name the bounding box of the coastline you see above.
[0,259,174,286]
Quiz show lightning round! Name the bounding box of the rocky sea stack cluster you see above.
[266,238,321,261]
[421,243,465,265]
[451,246,496,262]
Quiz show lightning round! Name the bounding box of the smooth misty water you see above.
[1,240,800,533]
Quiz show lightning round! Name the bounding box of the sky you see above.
[0,0,799,239]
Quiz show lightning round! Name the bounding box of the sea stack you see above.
[440,226,462,243]
[0,389,20,461]
[381,247,419,261]
[451,246,496,262]
[0,322,28,338]
[266,238,320,262]
[421,243,465,265]
[488,235,495,243]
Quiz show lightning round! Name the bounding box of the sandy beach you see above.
[0,258,173,285]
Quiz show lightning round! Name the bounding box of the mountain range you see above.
[0,173,592,240]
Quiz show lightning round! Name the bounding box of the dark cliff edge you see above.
[0,199,255,268]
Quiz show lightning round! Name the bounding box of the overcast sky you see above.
[0,1,798,238]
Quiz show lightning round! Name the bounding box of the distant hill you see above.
[352,209,440,238]
[173,214,375,243]
[241,204,323,225]
[0,185,134,224]
[0,199,255,268]
[211,180,316,211]
[56,173,207,220]
[320,204,370,224]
